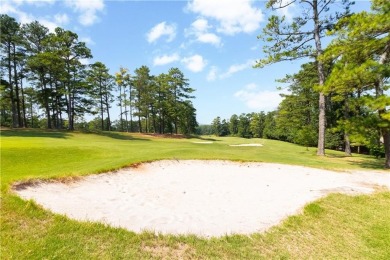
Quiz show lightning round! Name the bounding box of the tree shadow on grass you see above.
[350,159,386,170]
[96,131,150,141]
[187,135,220,141]
[326,152,386,170]
[196,136,219,141]
[0,129,70,139]
[326,154,351,159]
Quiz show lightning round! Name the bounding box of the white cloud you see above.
[146,22,177,43]
[0,2,17,13]
[187,0,263,35]
[39,19,60,32]
[245,83,257,90]
[2,0,104,28]
[0,1,31,23]
[80,36,95,46]
[10,0,55,6]
[78,10,98,26]
[65,0,104,26]
[181,54,207,73]
[153,53,180,66]
[54,13,69,25]
[220,60,255,79]
[0,2,60,31]
[234,84,288,111]
[250,44,259,51]
[204,60,255,81]
[197,32,221,46]
[79,58,91,65]
[1,0,106,31]
[27,0,55,6]
[192,18,209,32]
[207,66,218,81]
[4,6,32,24]
[186,18,221,47]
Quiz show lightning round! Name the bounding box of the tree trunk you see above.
[45,95,51,129]
[30,101,34,128]
[119,84,123,131]
[129,85,133,132]
[70,91,75,130]
[145,114,149,133]
[138,115,142,133]
[56,103,60,129]
[137,90,142,132]
[161,112,165,134]
[124,88,129,132]
[382,130,390,168]
[65,91,70,129]
[159,113,162,134]
[59,107,63,129]
[49,76,57,129]
[55,82,62,129]
[105,93,111,131]
[313,0,326,156]
[40,73,52,129]
[66,65,75,131]
[67,90,72,130]
[20,76,28,128]
[344,133,352,156]
[126,86,131,132]
[7,44,18,128]
[13,43,22,127]
[344,96,351,156]
[100,82,104,131]
[66,69,74,131]
[377,41,390,168]
[152,106,157,133]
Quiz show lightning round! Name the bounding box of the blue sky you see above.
[1,0,371,124]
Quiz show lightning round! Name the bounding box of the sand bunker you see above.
[229,144,263,147]
[14,160,389,237]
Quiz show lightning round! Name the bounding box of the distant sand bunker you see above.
[14,160,389,237]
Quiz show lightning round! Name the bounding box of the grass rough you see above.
[1,129,389,259]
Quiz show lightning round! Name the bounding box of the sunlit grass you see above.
[1,129,388,259]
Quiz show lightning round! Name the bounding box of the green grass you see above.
[1,128,389,259]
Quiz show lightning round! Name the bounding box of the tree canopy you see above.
[0,15,198,135]
[256,0,353,156]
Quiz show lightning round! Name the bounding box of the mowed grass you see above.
[1,129,389,259]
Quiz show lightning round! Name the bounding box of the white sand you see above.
[14,160,389,237]
[229,144,263,147]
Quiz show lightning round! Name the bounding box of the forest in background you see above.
[0,15,197,134]
[199,0,389,166]
[1,0,389,167]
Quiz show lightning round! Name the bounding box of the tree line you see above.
[0,14,197,134]
[255,0,389,168]
[206,60,383,155]
[204,0,388,167]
